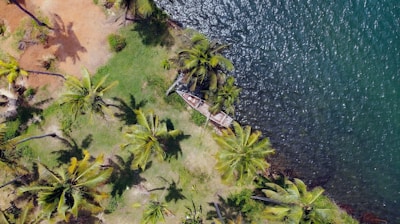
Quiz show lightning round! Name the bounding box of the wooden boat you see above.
[176,90,233,128]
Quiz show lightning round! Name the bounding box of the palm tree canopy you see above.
[142,200,171,224]
[177,34,234,91]
[61,68,118,120]
[213,122,274,185]
[122,109,182,170]
[0,55,28,87]
[18,150,112,221]
[115,0,155,18]
[260,178,356,223]
[207,76,241,115]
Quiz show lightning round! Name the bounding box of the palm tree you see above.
[18,150,113,221]
[121,109,182,170]
[115,0,155,20]
[0,55,29,91]
[177,34,234,91]
[142,200,171,224]
[61,68,118,120]
[212,122,274,185]
[254,178,358,223]
[206,76,241,115]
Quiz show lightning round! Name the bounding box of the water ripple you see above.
[156,0,400,221]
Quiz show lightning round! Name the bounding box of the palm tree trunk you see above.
[9,0,53,30]
[165,73,183,96]
[213,202,224,223]
[16,133,73,148]
[26,70,66,80]
[0,176,22,189]
[16,133,57,144]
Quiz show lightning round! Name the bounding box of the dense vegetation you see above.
[0,1,359,223]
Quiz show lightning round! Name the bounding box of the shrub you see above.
[191,110,206,126]
[23,88,36,99]
[108,34,127,52]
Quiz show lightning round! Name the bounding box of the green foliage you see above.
[3,120,20,140]
[0,55,29,88]
[29,12,51,44]
[161,59,171,70]
[142,200,170,224]
[18,150,113,221]
[121,109,182,170]
[146,75,168,93]
[258,178,358,223]
[106,194,123,213]
[0,202,43,224]
[182,200,203,224]
[213,122,275,185]
[176,33,233,91]
[228,189,264,222]
[190,110,206,126]
[61,68,118,120]
[206,76,241,115]
[108,34,127,52]
[18,145,35,159]
[23,87,36,98]
[115,0,155,19]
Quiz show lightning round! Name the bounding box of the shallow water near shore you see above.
[155,0,400,221]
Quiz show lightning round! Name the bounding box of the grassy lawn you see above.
[8,23,237,223]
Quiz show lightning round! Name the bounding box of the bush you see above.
[23,88,36,99]
[108,34,127,52]
[191,110,207,126]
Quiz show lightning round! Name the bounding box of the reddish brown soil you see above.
[0,0,120,94]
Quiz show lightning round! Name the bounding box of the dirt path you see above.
[1,0,121,94]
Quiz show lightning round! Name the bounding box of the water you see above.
[155,0,400,221]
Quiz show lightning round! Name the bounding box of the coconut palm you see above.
[207,76,241,115]
[177,34,234,91]
[0,55,29,91]
[213,122,274,185]
[142,200,171,224]
[255,178,358,223]
[18,150,113,221]
[61,68,118,120]
[115,0,155,19]
[121,109,182,170]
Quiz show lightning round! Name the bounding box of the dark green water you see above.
[156,0,400,221]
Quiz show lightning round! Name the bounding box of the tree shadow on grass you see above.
[206,195,240,221]
[163,118,190,161]
[108,154,146,197]
[158,176,186,203]
[112,95,147,125]
[51,135,93,165]
[132,10,174,47]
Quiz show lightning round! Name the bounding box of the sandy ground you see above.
[0,0,120,93]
